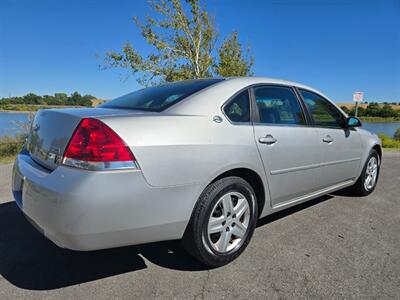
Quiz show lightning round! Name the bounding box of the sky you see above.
[0,0,399,102]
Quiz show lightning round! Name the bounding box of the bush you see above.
[378,133,400,149]
[0,135,26,158]
[394,128,400,141]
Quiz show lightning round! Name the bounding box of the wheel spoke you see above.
[232,222,247,238]
[234,198,249,219]
[222,194,234,217]
[370,174,376,187]
[365,175,371,187]
[217,230,231,252]
[208,216,225,234]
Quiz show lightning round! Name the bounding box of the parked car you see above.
[12,77,381,266]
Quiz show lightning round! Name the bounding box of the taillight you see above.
[62,118,138,170]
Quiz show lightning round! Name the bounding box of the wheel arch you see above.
[355,142,382,183]
[372,144,382,162]
[210,168,266,218]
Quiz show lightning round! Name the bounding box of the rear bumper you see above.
[12,153,201,251]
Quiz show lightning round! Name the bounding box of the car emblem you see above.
[213,115,223,123]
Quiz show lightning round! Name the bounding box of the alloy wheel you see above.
[364,156,378,191]
[207,191,251,253]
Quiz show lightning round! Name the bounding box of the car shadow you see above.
[257,194,333,227]
[0,201,207,290]
[330,188,355,197]
[0,194,334,290]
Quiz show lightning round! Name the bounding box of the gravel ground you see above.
[0,152,399,299]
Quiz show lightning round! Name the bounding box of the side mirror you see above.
[346,116,362,128]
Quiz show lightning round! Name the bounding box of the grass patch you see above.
[378,133,400,149]
[359,117,400,123]
[0,155,16,164]
[0,135,25,164]
[382,148,400,152]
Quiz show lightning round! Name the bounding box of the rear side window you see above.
[300,90,345,128]
[100,79,223,112]
[224,90,251,123]
[254,86,305,125]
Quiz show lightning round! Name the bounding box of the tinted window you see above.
[254,86,305,125]
[300,90,345,128]
[224,90,250,123]
[100,79,223,112]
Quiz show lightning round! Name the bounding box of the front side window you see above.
[224,90,251,123]
[254,86,305,125]
[100,79,223,112]
[300,90,345,128]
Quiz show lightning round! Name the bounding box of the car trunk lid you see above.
[26,108,152,170]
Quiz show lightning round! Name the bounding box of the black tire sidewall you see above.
[185,176,258,267]
[359,149,380,195]
[200,180,257,259]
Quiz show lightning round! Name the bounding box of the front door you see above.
[299,89,363,188]
[252,85,321,207]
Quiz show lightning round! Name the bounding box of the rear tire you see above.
[349,149,380,196]
[182,176,258,267]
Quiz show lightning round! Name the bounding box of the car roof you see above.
[167,76,342,115]
[223,77,328,97]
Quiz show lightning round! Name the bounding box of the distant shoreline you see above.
[0,110,34,114]
[0,106,86,114]
[1,110,400,123]
[359,117,400,123]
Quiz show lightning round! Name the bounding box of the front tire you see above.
[349,149,380,196]
[182,176,258,267]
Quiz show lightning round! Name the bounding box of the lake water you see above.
[1,111,400,138]
[361,122,400,137]
[0,112,32,137]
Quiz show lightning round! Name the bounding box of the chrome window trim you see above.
[250,84,308,126]
[252,122,312,128]
[297,88,347,129]
[221,88,253,125]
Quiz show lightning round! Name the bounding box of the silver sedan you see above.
[12,77,381,266]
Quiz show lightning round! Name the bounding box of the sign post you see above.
[353,92,364,117]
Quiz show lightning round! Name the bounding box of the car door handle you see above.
[258,135,277,145]
[322,135,334,143]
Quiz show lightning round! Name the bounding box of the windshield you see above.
[100,79,224,112]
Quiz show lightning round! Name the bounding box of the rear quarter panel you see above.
[99,114,266,189]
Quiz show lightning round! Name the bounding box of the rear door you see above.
[252,85,321,207]
[298,89,362,188]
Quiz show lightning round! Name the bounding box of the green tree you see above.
[365,103,381,117]
[69,92,82,105]
[54,93,68,102]
[214,32,253,77]
[23,93,43,105]
[0,92,96,108]
[355,106,365,116]
[340,106,350,114]
[104,0,254,86]
[380,104,398,118]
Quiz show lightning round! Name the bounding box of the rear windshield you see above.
[100,79,223,112]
